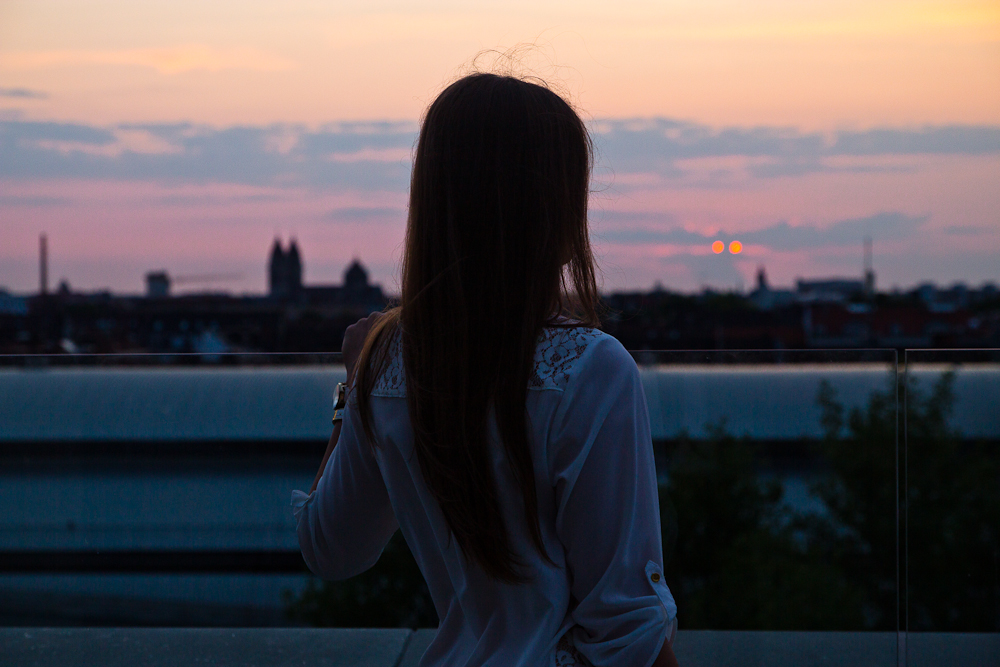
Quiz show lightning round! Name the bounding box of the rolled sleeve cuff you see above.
[290,489,314,522]
[644,561,678,622]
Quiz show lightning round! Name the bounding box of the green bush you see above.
[284,531,437,628]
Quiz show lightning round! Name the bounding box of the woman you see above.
[292,73,679,667]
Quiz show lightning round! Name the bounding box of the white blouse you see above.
[292,327,677,667]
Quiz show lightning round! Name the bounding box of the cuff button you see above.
[650,572,661,583]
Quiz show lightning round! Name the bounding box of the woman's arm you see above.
[308,311,384,493]
[310,421,342,493]
[294,310,395,581]
[652,639,680,667]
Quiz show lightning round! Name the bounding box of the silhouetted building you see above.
[5,237,996,354]
[344,260,368,292]
[146,271,170,298]
[796,279,865,303]
[269,238,303,299]
[302,259,385,309]
[0,289,28,316]
[268,239,384,308]
[40,234,48,296]
[749,265,796,311]
[863,236,876,297]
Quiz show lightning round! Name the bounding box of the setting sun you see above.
[729,241,743,254]
[712,241,725,254]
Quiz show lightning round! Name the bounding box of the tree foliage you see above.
[284,532,437,628]
[903,372,1000,631]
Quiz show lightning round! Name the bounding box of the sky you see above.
[1,0,998,295]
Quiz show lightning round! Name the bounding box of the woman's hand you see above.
[342,311,383,386]
[652,638,680,667]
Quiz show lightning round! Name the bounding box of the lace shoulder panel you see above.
[370,329,405,397]
[368,326,603,397]
[529,327,603,391]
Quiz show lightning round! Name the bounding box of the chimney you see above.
[863,236,875,297]
[40,234,48,296]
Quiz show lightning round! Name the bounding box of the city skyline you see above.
[9,230,996,301]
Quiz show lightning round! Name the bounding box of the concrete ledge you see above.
[906,632,1000,667]
[398,628,437,667]
[1,628,411,667]
[672,631,896,667]
[2,628,998,666]
[0,587,294,627]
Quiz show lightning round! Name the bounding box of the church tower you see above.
[269,237,304,299]
[286,239,303,296]
[343,258,369,294]
[268,238,287,298]
[756,265,769,292]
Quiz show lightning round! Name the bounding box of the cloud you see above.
[592,119,1000,182]
[591,208,678,225]
[2,120,114,144]
[594,120,827,168]
[325,206,406,222]
[943,225,988,236]
[745,157,915,178]
[0,117,997,191]
[0,120,416,189]
[34,128,182,157]
[325,148,412,163]
[152,191,290,206]
[595,119,1000,161]
[0,194,70,206]
[831,126,1000,156]
[0,87,47,99]
[741,212,928,250]
[599,226,705,246]
[601,212,929,251]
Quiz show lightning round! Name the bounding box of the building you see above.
[795,278,866,303]
[268,238,384,309]
[145,271,170,298]
[0,289,29,316]
[748,266,796,311]
[268,238,303,299]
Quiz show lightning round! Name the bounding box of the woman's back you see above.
[293,72,678,667]
[294,325,676,666]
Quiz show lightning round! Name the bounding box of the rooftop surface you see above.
[4,628,999,667]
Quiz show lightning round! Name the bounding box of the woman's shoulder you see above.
[369,327,405,398]
[529,326,630,391]
[368,324,628,397]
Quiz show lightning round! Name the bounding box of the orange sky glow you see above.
[2,0,997,128]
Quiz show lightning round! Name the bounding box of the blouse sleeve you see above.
[291,399,398,580]
[549,336,677,667]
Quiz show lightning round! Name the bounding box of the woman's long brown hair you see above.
[354,73,600,583]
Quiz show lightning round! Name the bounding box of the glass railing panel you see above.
[635,350,898,641]
[903,349,1000,662]
[1,349,901,654]
[0,353,343,627]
